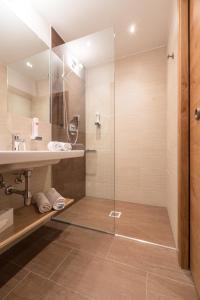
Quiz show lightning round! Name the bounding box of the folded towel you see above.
[32,192,52,213]
[48,141,72,152]
[45,188,65,211]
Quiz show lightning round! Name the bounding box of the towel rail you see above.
[85,149,97,153]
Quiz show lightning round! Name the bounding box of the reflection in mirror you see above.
[0,2,50,123]
[51,28,114,144]
[7,50,50,122]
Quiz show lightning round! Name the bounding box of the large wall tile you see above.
[115,47,167,207]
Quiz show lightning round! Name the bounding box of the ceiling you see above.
[29,0,173,59]
[55,28,114,68]
[0,1,48,64]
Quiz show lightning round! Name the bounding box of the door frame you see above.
[178,0,190,269]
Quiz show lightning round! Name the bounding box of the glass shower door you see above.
[52,28,115,234]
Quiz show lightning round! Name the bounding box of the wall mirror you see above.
[0,2,50,123]
[7,50,50,122]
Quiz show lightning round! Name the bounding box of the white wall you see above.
[32,79,50,122]
[166,0,178,246]
[8,68,36,96]
[7,91,32,118]
[7,69,50,122]
[0,64,7,114]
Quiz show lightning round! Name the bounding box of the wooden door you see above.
[190,0,200,295]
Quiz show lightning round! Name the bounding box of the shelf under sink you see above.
[0,198,74,254]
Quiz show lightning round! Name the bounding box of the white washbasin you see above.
[0,150,84,172]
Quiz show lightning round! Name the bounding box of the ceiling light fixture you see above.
[129,24,136,34]
[86,41,91,47]
[26,61,33,68]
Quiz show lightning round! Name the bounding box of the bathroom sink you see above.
[0,150,84,173]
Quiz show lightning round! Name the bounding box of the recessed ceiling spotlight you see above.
[26,61,33,68]
[129,24,136,34]
[86,41,91,47]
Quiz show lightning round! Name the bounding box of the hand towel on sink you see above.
[45,188,65,211]
[32,192,52,213]
[47,141,72,152]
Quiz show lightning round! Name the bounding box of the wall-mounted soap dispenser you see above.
[95,112,101,127]
[31,117,42,140]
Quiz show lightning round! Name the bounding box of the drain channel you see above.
[109,211,122,218]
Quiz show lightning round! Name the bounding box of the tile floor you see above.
[0,221,199,300]
[54,196,115,234]
[54,197,175,247]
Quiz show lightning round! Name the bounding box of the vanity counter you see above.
[0,150,85,172]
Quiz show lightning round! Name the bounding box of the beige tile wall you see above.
[86,48,167,207]
[115,47,167,206]
[166,0,178,246]
[85,63,115,199]
[84,44,178,245]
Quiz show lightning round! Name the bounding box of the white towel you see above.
[32,192,52,213]
[48,141,72,152]
[45,188,65,211]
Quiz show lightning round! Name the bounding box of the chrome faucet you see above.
[12,134,26,151]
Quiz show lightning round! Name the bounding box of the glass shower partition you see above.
[51,28,115,234]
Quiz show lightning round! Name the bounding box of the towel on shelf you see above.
[48,141,72,152]
[32,192,52,213]
[45,188,65,211]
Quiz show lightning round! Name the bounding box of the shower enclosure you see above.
[51,27,176,250]
[51,28,116,234]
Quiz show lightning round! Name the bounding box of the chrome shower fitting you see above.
[12,134,26,151]
[0,174,6,189]
[95,112,101,127]
[167,53,175,60]
[0,170,32,206]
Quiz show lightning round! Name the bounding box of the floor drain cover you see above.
[109,211,122,218]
